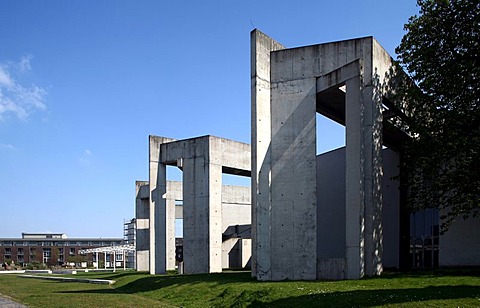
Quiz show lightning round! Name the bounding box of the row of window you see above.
[0,241,121,247]
[3,247,80,256]
[3,247,125,263]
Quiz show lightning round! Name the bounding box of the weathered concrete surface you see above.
[149,136,175,275]
[136,180,251,273]
[145,135,251,275]
[316,147,401,278]
[252,29,404,280]
[250,29,286,281]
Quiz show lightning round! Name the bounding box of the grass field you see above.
[0,270,479,307]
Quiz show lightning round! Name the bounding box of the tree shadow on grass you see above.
[246,285,480,307]
[58,272,480,307]
[379,268,480,279]
[59,271,254,294]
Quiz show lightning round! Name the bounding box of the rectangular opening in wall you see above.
[221,173,250,187]
[174,200,183,238]
[316,113,345,155]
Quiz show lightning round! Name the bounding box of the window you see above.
[17,248,24,255]
[43,248,51,264]
[410,209,440,268]
[29,247,36,262]
[4,248,11,261]
[69,248,76,256]
[58,248,64,263]
[115,253,123,261]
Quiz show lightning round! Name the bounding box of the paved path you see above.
[0,294,27,307]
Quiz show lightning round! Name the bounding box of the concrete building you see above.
[136,135,252,274]
[0,233,123,267]
[251,29,480,281]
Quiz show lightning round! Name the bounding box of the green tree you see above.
[396,0,480,231]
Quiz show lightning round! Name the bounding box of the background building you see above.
[0,233,123,267]
[124,218,136,268]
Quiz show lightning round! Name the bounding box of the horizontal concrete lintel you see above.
[316,60,361,93]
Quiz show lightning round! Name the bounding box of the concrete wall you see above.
[221,185,251,269]
[440,216,480,266]
[382,149,400,268]
[315,147,400,276]
[316,149,346,261]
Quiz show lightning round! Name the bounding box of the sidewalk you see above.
[0,294,27,308]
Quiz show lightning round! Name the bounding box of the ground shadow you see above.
[59,271,254,294]
[248,285,480,307]
[58,272,480,307]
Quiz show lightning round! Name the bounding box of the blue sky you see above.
[0,1,418,238]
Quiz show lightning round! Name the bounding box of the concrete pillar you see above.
[182,140,222,273]
[135,181,150,272]
[149,136,175,274]
[345,76,365,279]
[364,73,384,277]
[345,76,383,279]
[250,29,285,280]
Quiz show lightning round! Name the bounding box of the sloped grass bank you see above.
[0,270,479,307]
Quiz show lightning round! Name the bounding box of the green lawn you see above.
[0,270,479,307]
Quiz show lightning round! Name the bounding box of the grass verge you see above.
[0,270,479,307]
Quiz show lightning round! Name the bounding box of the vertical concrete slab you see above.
[269,75,317,280]
[250,29,285,280]
[208,138,223,273]
[345,72,383,279]
[345,76,365,279]
[135,181,150,272]
[149,136,175,274]
[363,71,384,277]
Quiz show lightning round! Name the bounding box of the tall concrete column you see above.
[251,29,285,280]
[363,74,384,277]
[345,76,365,279]
[182,142,222,273]
[149,136,175,274]
[345,76,383,279]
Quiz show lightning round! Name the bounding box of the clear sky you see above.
[0,0,418,238]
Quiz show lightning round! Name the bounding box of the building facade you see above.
[0,233,123,267]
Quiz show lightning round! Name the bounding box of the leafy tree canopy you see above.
[396,0,480,231]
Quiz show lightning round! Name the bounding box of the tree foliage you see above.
[396,0,480,231]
